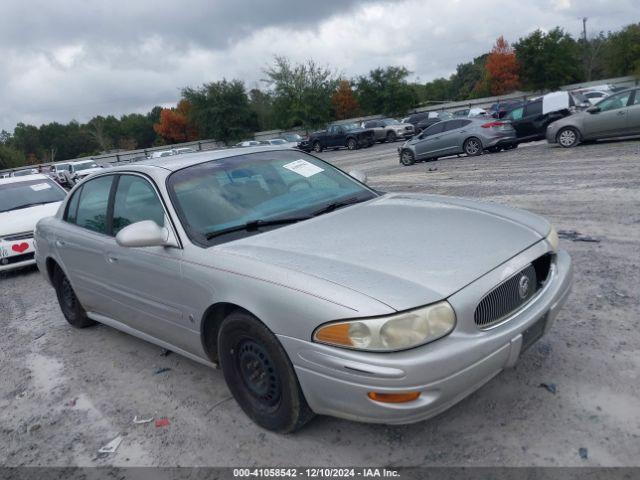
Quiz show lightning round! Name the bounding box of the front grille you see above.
[3,231,33,242]
[474,255,553,329]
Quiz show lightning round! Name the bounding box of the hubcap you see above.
[348,140,356,150]
[466,140,479,154]
[559,130,575,146]
[313,143,321,152]
[237,340,280,406]
[402,152,412,164]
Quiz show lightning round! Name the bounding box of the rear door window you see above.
[524,101,542,116]
[69,175,114,234]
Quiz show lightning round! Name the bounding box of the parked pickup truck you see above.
[298,123,375,152]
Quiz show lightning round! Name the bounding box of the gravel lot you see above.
[1,138,639,467]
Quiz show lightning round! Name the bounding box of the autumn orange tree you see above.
[485,36,520,95]
[153,100,198,143]
[331,80,360,119]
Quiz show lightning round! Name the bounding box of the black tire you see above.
[487,146,501,153]
[347,138,357,150]
[312,141,323,153]
[504,143,518,150]
[217,311,314,433]
[400,149,415,166]
[557,127,580,148]
[463,137,483,156]
[53,266,95,328]
[386,131,396,142]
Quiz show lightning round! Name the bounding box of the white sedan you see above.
[0,174,67,272]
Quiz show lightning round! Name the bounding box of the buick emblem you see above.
[518,275,530,299]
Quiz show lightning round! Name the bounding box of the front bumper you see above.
[546,125,560,144]
[0,236,36,272]
[279,245,572,424]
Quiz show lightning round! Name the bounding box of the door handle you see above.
[55,240,66,248]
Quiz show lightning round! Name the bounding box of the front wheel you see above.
[400,149,415,166]
[386,131,397,142]
[463,137,482,156]
[312,141,322,153]
[557,127,579,148]
[218,311,314,433]
[347,138,357,150]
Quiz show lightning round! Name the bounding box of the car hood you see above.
[217,193,549,311]
[0,202,62,237]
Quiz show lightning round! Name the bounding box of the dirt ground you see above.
[1,138,639,467]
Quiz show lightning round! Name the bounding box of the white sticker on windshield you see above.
[282,159,324,178]
[30,183,51,191]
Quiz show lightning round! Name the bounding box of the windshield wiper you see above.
[1,202,52,213]
[205,216,310,240]
[311,196,364,217]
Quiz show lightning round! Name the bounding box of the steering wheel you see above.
[288,178,312,191]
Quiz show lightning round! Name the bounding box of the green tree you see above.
[12,123,41,159]
[248,88,276,131]
[264,56,338,130]
[514,28,582,90]
[355,66,416,116]
[0,144,25,169]
[602,23,640,77]
[182,79,257,144]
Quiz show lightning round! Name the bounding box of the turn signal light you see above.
[367,391,421,403]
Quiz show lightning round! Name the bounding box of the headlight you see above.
[313,301,456,352]
[546,225,559,253]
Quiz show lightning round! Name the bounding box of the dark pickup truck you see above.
[298,123,375,152]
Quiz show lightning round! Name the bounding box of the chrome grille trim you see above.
[474,263,539,329]
[2,231,33,242]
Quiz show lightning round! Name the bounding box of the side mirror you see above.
[116,220,175,248]
[349,170,368,184]
[587,106,600,114]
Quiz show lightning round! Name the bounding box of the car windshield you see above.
[74,162,99,171]
[13,170,35,177]
[342,123,360,131]
[0,178,66,213]
[269,139,287,145]
[167,150,377,246]
[437,112,453,119]
[282,133,303,142]
[382,119,400,126]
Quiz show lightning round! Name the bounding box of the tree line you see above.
[1,22,638,169]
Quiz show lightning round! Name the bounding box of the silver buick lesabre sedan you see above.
[34,147,572,432]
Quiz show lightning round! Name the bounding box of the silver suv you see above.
[361,118,415,142]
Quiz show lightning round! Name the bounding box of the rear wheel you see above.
[504,143,518,150]
[217,311,314,433]
[347,138,357,150]
[386,131,396,142]
[53,267,95,328]
[463,137,482,156]
[312,141,322,153]
[400,149,415,166]
[557,127,579,148]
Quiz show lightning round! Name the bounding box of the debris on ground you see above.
[98,436,123,454]
[155,418,170,428]
[133,416,153,424]
[33,332,46,340]
[160,349,172,357]
[28,424,41,433]
[539,383,557,394]
[579,447,588,459]
[428,167,438,172]
[153,367,171,375]
[558,230,601,243]
[66,397,78,407]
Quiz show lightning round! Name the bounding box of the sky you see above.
[0,0,637,132]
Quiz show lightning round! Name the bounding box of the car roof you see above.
[70,159,96,165]
[0,173,51,185]
[108,145,297,174]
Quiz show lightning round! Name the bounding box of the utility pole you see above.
[582,17,588,42]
